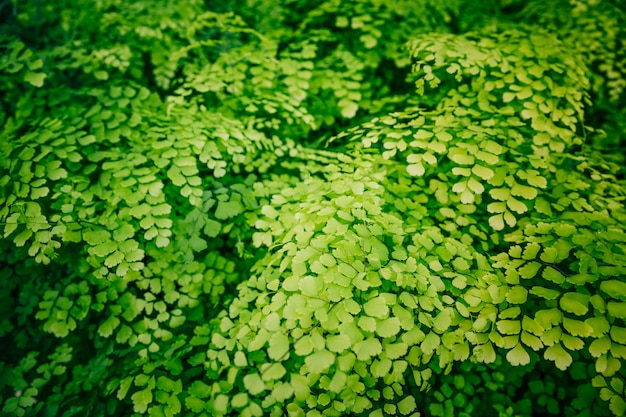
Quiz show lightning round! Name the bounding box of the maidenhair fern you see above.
[1,1,625,417]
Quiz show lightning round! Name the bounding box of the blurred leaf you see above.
[24,71,46,87]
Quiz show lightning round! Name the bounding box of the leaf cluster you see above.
[0,1,625,417]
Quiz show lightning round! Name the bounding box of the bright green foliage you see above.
[1,0,625,416]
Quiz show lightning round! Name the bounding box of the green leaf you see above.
[522,316,544,335]
[98,315,120,338]
[497,320,521,335]
[559,292,590,316]
[521,331,543,351]
[544,343,572,371]
[507,197,528,214]
[14,229,33,246]
[432,310,451,332]
[335,195,355,209]
[562,334,583,352]
[30,186,49,199]
[338,263,358,278]
[363,296,389,318]
[84,230,112,245]
[294,335,314,356]
[305,349,335,374]
[467,177,484,194]
[263,313,281,332]
[131,388,153,414]
[507,286,528,304]
[215,200,243,220]
[522,243,541,260]
[407,163,425,176]
[260,363,286,381]
[491,188,510,200]
[354,338,382,361]
[203,219,222,237]
[421,332,440,355]
[372,358,392,378]
[189,381,211,398]
[601,281,626,301]
[535,308,562,328]
[298,275,319,297]
[185,396,206,413]
[502,92,516,103]
[586,316,610,338]
[511,184,538,199]
[610,396,626,417]
[452,257,470,271]
[24,71,47,87]
[589,336,611,358]
[151,204,171,216]
[519,261,541,279]
[542,267,565,284]
[506,343,531,366]
[449,150,474,165]
[608,302,626,319]
[358,316,377,333]
[414,130,433,139]
[562,317,593,337]
[612,378,625,395]
[117,377,134,400]
[113,224,135,242]
[214,395,228,414]
[243,373,266,395]
[27,58,43,70]
[328,371,347,393]
[92,240,117,257]
[174,156,197,167]
[527,175,547,188]
[474,342,496,363]
[500,307,521,319]
[489,214,505,231]
[338,98,358,118]
[472,164,494,180]
[397,395,416,415]
[168,394,182,414]
[248,330,269,352]
[104,251,124,268]
[156,376,176,393]
[601,387,616,401]
[386,342,408,359]
[555,224,576,237]
[376,317,401,338]
[540,247,558,263]
[611,327,626,344]
[326,334,350,353]
[268,332,289,360]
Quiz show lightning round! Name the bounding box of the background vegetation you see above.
[1,0,625,416]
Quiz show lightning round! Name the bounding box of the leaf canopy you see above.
[1,1,626,417]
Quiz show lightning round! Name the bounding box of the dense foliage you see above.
[1,0,625,416]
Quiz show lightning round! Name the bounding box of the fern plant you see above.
[0,1,625,417]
